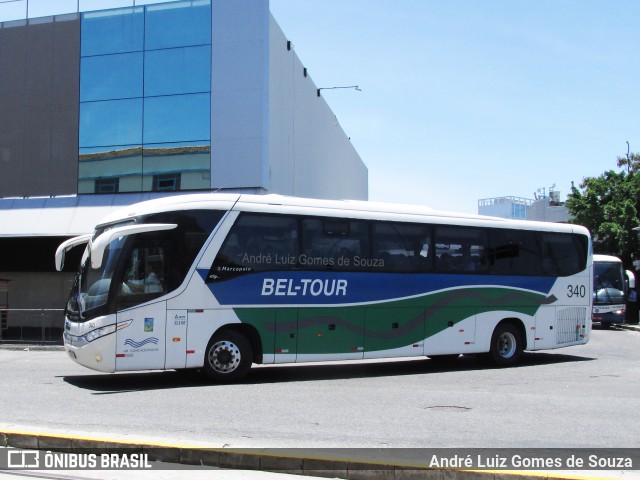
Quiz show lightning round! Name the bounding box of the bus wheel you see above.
[203,330,253,382]
[489,323,523,366]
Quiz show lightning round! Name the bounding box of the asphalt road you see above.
[1,327,639,449]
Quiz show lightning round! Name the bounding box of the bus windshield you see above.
[66,236,126,321]
[593,261,625,304]
[65,209,225,322]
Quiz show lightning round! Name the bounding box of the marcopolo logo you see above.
[261,278,348,297]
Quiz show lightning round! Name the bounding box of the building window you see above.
[78,1,211,194]
[95,177,120,193]
[153,173,181,192]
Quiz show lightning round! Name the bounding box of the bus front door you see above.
[116,302,166,371]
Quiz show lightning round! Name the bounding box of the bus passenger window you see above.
[541,233,584,276]
[371,222,432,273]
[210,213,299,279]
[435,226,487,274]
[301,218,369,271]
[487,229,543,276]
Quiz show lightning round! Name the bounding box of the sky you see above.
[269,0,640,214]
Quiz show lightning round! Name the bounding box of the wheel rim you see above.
[208,340,241,374]
[497,331,517,359]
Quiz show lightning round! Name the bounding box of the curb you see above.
[618,324,640,332]
[0,428,626,480]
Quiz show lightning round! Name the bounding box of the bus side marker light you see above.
[186,350,195,354]
[117,319,132,330]
[172,337,180,342]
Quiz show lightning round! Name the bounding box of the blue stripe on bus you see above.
[197,269,557,306]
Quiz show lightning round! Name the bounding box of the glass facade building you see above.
[78,0,212,193]
[0,0,367,335]
[0,0,367,201]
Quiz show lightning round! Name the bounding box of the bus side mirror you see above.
[626,270,636,290]
[55,234,92,272]
[90,223,177,270]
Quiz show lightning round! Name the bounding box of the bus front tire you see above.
[488,322,523,367]
[203,330,253,382]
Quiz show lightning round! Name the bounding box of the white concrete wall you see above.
[211,0,270,191]
[267,14,368,200]
[527,200,571,222]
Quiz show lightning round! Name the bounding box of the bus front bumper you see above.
[64,331,117,373]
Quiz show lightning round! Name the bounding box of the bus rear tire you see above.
[203,330,253,382]
[488,322,523,367]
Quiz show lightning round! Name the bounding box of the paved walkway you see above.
[1,324,639,480]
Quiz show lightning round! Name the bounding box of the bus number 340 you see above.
[567,284,586,298]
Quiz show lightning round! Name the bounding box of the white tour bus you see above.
[592,254,634,328]
[56,194,592,381]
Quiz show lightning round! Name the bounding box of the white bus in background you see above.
[592,254,635,328]
[55,194,592,382]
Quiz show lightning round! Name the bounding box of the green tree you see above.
[566,153,640,268]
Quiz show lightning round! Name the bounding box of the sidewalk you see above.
[1,326,639,479]
[2,424,639,480]
[619,323,640,332]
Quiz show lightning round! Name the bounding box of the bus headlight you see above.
[65,324,116,347]
[84,324,116,343]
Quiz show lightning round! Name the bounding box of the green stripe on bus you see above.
[234,287,549,355]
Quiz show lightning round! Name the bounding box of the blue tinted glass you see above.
[145,46,211,97]
[145,1,211,50]
[81,7,144,56]
[80,52,143,101]
[143,142,210,191]
[143,93,210,144]
[79,99,143,147]
[78,146,143,194]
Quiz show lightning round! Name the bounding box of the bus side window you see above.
[541,233,583,276]
[210,213,299,279]
[435,226,487,273]
[371,222,432,273]
[301,218,369,271]
[488,229,543,276]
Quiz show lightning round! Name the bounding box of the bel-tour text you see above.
[262,278,348,297]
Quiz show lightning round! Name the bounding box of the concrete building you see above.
[0,0,368,341]
[478,187,570,223]
[477,196,532,220]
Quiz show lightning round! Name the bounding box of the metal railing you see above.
[0,309,64,345]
